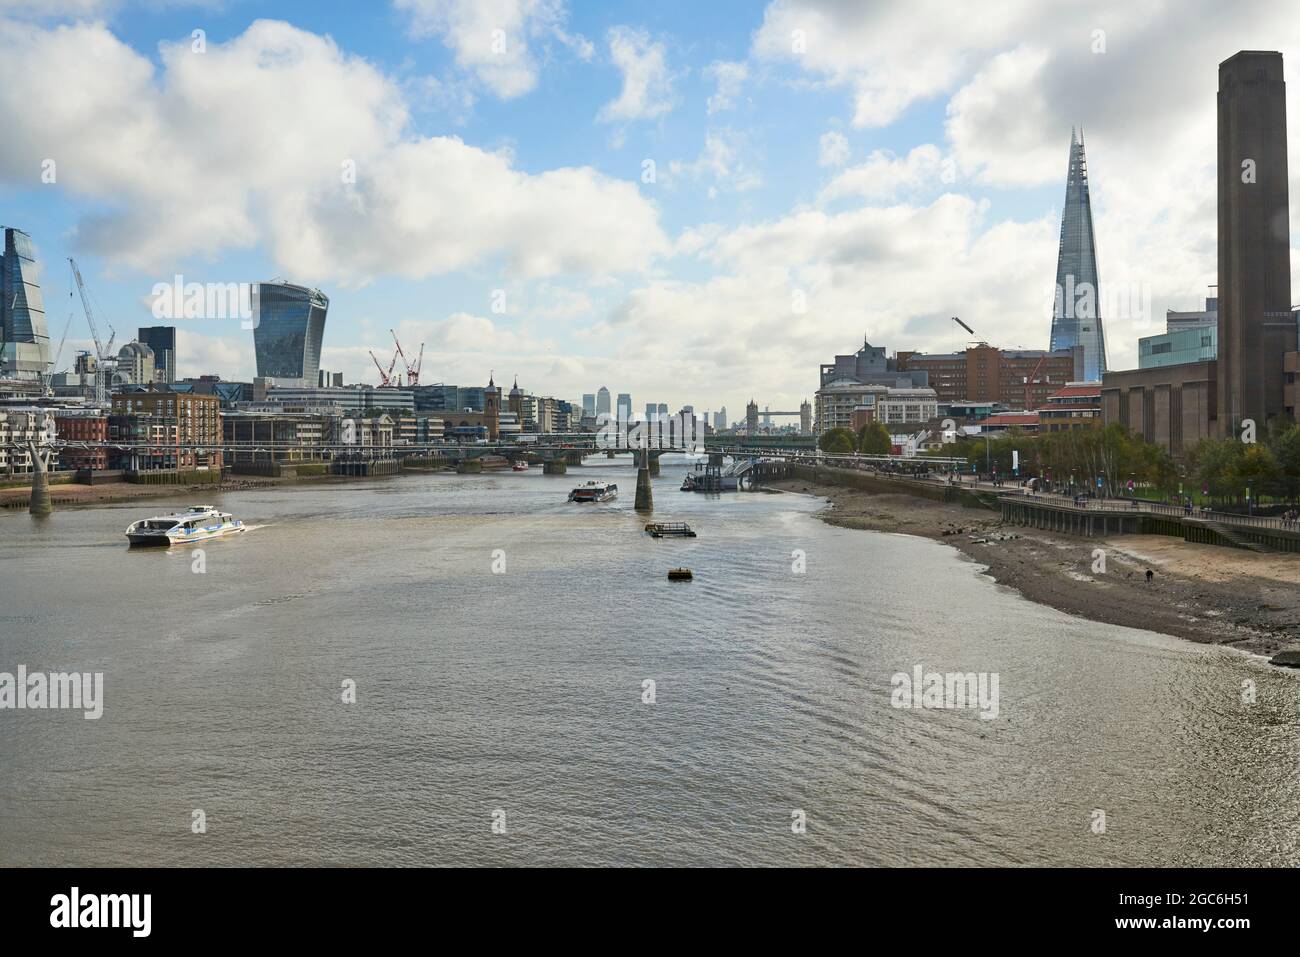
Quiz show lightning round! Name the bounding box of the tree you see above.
[820,428,856,455]
[856,421,892,455]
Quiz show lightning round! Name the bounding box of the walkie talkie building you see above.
[1049,130,1107,381]
[252,281,329,386]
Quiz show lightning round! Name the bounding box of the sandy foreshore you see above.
[768,477,1300,659]
[0,473,339,509]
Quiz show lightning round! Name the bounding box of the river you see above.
[2,455,1297,866]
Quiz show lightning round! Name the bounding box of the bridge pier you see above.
[634,448,653,512]
[647,454,660,476]
[543,459,567,475]
[27,443,52,517]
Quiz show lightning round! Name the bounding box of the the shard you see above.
[1049,129,1107,381]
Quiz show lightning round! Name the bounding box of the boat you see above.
[667,567,693,581]
[125,505,246,547]
[645,522,697,538]
[512,461,529,472]
[680,474,697,491]
[568,481,618,503]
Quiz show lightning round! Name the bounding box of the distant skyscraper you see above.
[1049,130,1107,381]
[1217,51,1293,433]
[719,405,727,428]
[657,402,667,418]
[138,326,176,383]
[645,402,658,421]
[583,393,596,416]
[0,227,51,381]
[596,386,611,416]
[252,281,328,386]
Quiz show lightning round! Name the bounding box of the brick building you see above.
[896,344,1082,408]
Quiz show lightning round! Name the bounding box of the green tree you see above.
[856,421,892,455]
[818,427,857,454]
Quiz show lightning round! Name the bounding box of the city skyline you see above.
[5,2,1300,413]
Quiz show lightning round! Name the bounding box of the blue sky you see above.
[2,0,1296,417]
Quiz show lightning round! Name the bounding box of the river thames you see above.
[2,455,1298,866]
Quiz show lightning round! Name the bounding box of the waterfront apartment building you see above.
[252,281,329,387]
[815,383,939,433]
[109,388,222,471]
[54,412,109,470]
[0,408,54,475]
[896,345,1081,408]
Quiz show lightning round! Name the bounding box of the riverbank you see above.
[0,472,346,509]
[769,477,1300,659]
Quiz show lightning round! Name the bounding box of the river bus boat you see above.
[568,481,618,503]
[125,505,246,546]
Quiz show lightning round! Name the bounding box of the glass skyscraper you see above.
[1,227,51,381]
[1049,130,1107,381]
[252,282,329,386]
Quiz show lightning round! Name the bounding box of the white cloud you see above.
[819,144,950,202]
[705,59,747,115]
[394,0,588,99]
[818,130,849,167]
[666,129,762,197]
[597,26,676,123]
[0,18,667,285]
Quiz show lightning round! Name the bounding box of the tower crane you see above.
[369,349,398,387]
[68,258,116,406]
[391,329,423,386]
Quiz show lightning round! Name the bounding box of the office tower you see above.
[719,405,727,428]
[1217,51,1294,433]
[1,227,51,381]
[657,402,667,418]
[138,326,176,383]
[617,393,632,421]
[583,393,596,416]
[1049,130,1107,381]
[645,402,657,421]
[252,281,329,386]
[596,386,611,416]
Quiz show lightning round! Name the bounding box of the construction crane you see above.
[1023,354,1049,411]
[391,329,423,386]
[369,349,398,387]
[68,258,115,406]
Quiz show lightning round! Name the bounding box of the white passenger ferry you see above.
[568,481,618,503]
[125,505,246,546]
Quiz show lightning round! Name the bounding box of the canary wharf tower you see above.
[1049,129,1107,381]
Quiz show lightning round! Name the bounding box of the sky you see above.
[2,0,1299,421]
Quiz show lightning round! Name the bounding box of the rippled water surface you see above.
[2,456,1298,866]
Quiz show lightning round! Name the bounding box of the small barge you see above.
[644,522,697,538]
